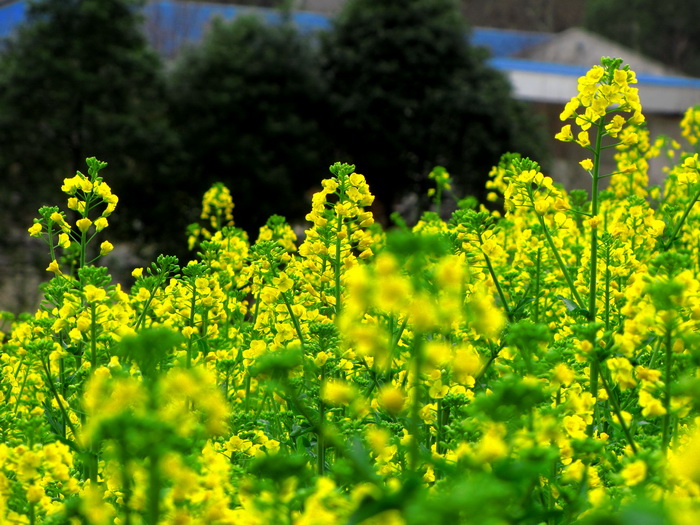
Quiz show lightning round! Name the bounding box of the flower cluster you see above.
[4,57,700,524]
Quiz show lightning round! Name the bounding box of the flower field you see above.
[3,57,700,523]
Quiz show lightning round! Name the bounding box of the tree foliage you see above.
[319,0,547,216]
[0,0,176,244]
[585,0,700,76]
[461,0,585,32]
[167,14,332,235]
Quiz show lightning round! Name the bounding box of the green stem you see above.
[318,367,326,476]
[79,229,87,269]
[119,441,133,525]
[479,233,513,322]
[133,282,161,332]
[39,356,79,440]
[662,327,674,449]
[589,116,604,323]
[538,215,585,308]
[587,116,605,409]
[47,222,57,264]
[386,316,408,382]
[534,248,541,323]
[598,367,638,454]
[333,215,344,317]
[186,285,197,368]
[409,333,424,471]
[282,292,306,347]
[147,452,161,525]
[662,187,700,251]
[90,303,97,373]
[13,361,31,416]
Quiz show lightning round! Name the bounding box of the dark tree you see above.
[461,0,585,32]
[319,0,547,217]
[167,14,332,235]
[0,0,177,247]
[585,0,700,76]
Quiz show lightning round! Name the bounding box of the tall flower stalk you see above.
[555,57,645,404]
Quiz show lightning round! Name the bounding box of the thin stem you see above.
[478,233,512,322]
[587,116,606,407]
[409,333,424,471]
[186,285,197,369]
[89,303,98,373]
[662,327,674,449]
[282,292,307,347]
[534,248,541,323]
[333,214,344,317]
[662,187,700,251]
[40,356,79,440]
[537,215,585,309]
[318,367,326,476]
[598,366,638,454]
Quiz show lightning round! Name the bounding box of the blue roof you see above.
[470,27,551,59]
[491,57,700,89]
[0,0,24,40]
[0,0,542,57]
[143,0,331,56]
[3,0,700,90]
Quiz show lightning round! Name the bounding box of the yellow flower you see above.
[534,198,550,216]
[555,124,574,142]
[560,99,580,121]
[579,158,594,171]
[28,223,42,237]
[84,284,106,303]
[68,198,86,213]
[58,233,71,249]
[576,131,590,147]
[76,217,92,233]
[274,272,294,293]
[46,260,62,275]
[639,390,666,417]
[378,385,406,415]
[321,379,355,406]
[621,459,647,486]
[563,414,587,439]
[605,114,626,137]
[99,240,114,256]
[475,424,508,463]
[553,363,575,386]
[61,177,77,194]
[94,217,109,232]
[132,267,144,278]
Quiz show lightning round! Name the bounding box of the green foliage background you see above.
[584,0,700,76]
[319,0,547,213]
[166,14,333,236]
[0,0,177,245]
[0,0,547,263]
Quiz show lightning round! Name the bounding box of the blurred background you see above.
[1,0,700,313]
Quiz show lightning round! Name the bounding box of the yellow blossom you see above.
[321,379,355,406]
[46,260,62,275]
[28,223,42,237]
[76,217,92,233]
[84,284,106,303]
[621,460,647,486]
[99,240,114,256]
[580,158,594,171]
